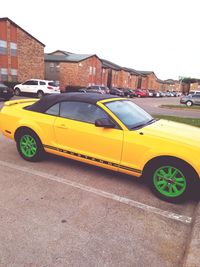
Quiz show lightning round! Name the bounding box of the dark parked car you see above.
[87,85,110,94]
[109,88,124,97]
[180,94,200,106]
[123,89,135,98]
[0,82,14,101]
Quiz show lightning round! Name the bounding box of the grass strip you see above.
[153,114,200,128]
[159,104,200,110]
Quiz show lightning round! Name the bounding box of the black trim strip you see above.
[43,144,142,174]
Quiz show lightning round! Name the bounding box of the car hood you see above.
[141,119,200,148]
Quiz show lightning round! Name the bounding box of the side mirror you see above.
[95,118,116,128]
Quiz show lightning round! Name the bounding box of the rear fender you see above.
[15,120,44,143]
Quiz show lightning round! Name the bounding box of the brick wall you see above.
[111,70,119,87]
[17,27,44,82]
[118,70,129,89]
[59,56,102,90]
[140,73,159,90]
[128,74,137,89]
[101,68,109,86]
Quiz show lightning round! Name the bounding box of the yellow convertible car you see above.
[0,93,200,202]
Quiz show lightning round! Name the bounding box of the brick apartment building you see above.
[45,50,103,90]
[45,50,179,92]
[0,17,45,82]
[102,60,140,90]
[160,79,180,92]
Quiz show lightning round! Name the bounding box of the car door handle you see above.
[56,124,68,129]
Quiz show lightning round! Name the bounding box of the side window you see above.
[23,81,31,85]
[40,81,46,85]
[45,103,60,116]
[60,101,109,123]
[23,80,38,85]
[31,80,38,85]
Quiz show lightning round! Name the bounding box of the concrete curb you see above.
[183,201,200,267]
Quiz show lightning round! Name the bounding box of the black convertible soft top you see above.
[26,93,118,113]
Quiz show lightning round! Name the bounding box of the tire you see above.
[16,129,44,162]
[147,159,196,203]
[186,101,193,107]
[37,90,44,99]
[14,88,21,96]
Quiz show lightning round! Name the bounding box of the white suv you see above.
[14,79,60,98]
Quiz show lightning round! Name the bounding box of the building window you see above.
[10,42,17,56]
[11,69,17,82]
[0,40,7,55]
[56,63,60,72]
[89,66,93,75]
[89,66,96,75]
[50,63,55,72]
[1,68,8,81]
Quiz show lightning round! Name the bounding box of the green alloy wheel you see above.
[153,166,186,198]
[16,129,44,162]
[20,134,37,158]
[147,159,196,202]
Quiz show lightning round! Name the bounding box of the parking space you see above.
[0,132,198,266]
[133,97,200,118]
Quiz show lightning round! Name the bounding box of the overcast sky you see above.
[1,0,199,80]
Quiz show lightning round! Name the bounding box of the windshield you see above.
[105,100,154,130]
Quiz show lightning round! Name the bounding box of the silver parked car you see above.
[180,94,200,106]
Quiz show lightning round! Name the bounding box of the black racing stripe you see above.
[119,165,142,174]
[43,144,142,174]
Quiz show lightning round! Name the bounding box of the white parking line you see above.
[0,160,192,224]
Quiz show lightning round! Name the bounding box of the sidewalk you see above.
[183,202,200,267]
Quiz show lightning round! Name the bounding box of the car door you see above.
[53,101,123,169]
[29,80,39,93]
[193,95,200,105]
[21,80,38,93]
[20,80,31,93]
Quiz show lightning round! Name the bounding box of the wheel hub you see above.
[153,165,187,198]
[20,134,37,158]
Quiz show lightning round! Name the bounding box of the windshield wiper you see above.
[130,118,158,130]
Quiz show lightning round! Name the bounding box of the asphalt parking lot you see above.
[133,96,200,118]
[0,96,199,267]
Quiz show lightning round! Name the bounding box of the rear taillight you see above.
[47,86,53,90]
